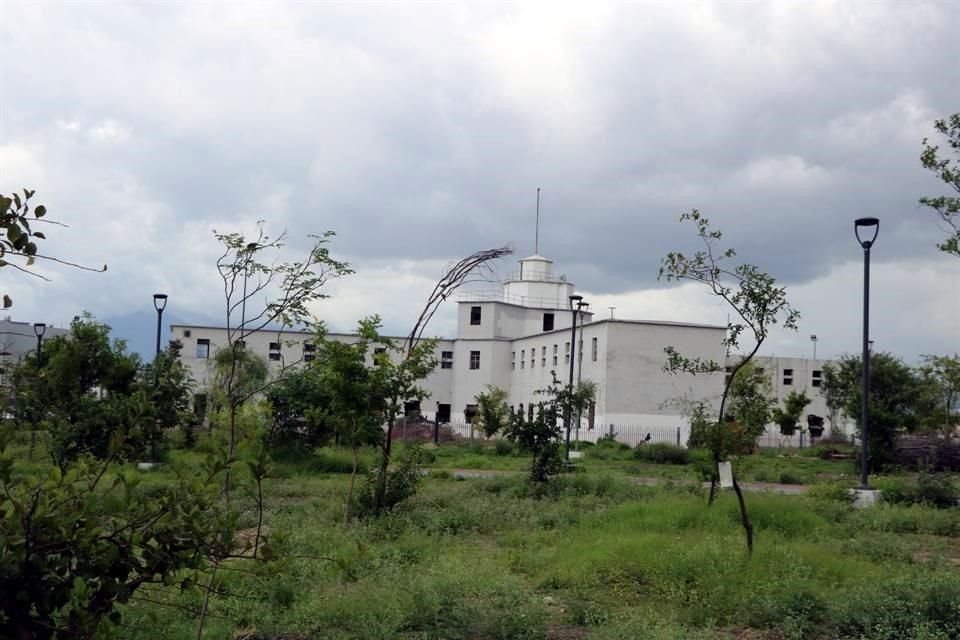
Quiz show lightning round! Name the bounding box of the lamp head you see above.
[153,293,168,312]
[854,217,879,249]
[810,334,817,342]
[33,322,46,338]
[568,294,583,309]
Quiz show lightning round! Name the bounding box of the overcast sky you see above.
[2,1,958,362]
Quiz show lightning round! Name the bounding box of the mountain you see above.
[103,310,217,360]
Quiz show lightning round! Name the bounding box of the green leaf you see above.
[33,231,45,239]
[35,205,46,218]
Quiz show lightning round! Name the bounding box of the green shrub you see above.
[778,472,803,485]
[874,473,959,508]
[634,443,690,465]
[495,439,515,456]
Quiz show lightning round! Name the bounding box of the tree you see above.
[771,390,811,437]
[1,189,106,309]
[919,354,960,436]
[0,431,235,639]
[312,318,392,524]
[820,362,850,435]
[211,223,350,500]
[725,362,774,447]
[919,113,960,257]
[819,352,930,471]
[659,210,800,554]
[504,373,596,483]
[141,339,195,455]
[474,385,511,438]
[11,315,154,468]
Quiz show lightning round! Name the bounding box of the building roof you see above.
[520,254,553,262]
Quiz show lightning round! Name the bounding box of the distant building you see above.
[172,253,847,440]
[0,317,71,387]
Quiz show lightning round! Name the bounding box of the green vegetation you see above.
[28,448,953,640]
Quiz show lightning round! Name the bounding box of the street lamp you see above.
[810,335,818,360]
[565,294,585,461]
[33,323,46,365]
[153,294,168,360]
[855,217,879,489]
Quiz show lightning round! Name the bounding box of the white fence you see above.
[409,420,849,450]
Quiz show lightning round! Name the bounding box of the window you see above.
[553,344,558,366]
[511,351,516,370]
[812,369,822,388]
[465,404,478,424]
[542,313,554,331]
[530,350,535,368]
[441,350,454,369]
[565,342,570,364]
[184,329,192,338]
[470,306,482,326]
[303,342,316,362]
[783,368,793,385]
[520,349,525,369]
[196,338,210,359]
[469,350,480,370]
[374,347,387,356]
[592,337,598,362]
[269,341,281,362]
[541,346,546,367]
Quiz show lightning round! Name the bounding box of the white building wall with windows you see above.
[171,254,845,438]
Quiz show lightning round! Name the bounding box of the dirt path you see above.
[431,468,809,495]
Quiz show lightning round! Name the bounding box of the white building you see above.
[171,253,846,440]
[0,317,71,387]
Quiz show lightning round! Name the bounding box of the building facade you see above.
[0,317,71,387]
[172,254,846,440]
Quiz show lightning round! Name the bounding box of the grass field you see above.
[104,443,960,640]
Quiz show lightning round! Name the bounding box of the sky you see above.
[2,1,958,363]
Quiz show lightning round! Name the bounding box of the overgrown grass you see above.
[108,451,960,640]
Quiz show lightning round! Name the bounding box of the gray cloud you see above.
[1,1,958,358]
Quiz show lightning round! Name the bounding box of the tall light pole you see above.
[30,323,46,461]
[565,294,585,461]
[575,303,589,447]
[855,217,879,490]
[153,294,168,361]
[33,322,46,365]
[810,334,818,360]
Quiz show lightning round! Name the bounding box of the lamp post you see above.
[30,323,46,460]
[575,303,589,448]
[810,334,818,360]
[153,294,168,360]
[33,322,46,365]
[565,294,585,460]
[855,217,879,490]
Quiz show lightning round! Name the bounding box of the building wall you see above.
[0,318,71,386]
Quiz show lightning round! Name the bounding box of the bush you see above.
[495,439,515,456]
[634,443,690,465]
[875,473,959,508]
[778,472,803,485]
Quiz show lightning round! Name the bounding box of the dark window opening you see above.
[436,403,451,424]
[465,404,478,424]
[542,313,554,331]
[196,339,210,359]
[441,350,453,369]
[470,306,482,325]
[469,350,480,370]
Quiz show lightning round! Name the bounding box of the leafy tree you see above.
[920,353,960,435]
[659,210,800,555]
[819,352,931,471]
[0,430,235,639]
[312,318,393,523]
[820,362,850,434]
[141,339,195,455]
[504,373,596,482]
[725,362,774,447]
[369,337,438,515]
[265,367,335,448]
[919,113,960,257]
[1,189,106,309]
[11,315,154,467]
[771,390,811,437]
[210,345,269,411]
[474,385,511,438]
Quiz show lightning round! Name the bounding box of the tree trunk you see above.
[707,470,719,506]
[730,473,754,556]
[345,442,359,526]
[374,410,396,513]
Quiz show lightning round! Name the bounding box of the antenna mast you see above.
[535,187,540,255]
